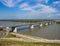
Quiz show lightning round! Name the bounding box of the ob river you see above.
[0,21,60,40]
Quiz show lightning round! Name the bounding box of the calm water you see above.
[0,21,60,40]
[0,21,24,26]
[18,24,60,40]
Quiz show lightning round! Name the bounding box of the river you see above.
[0,21,60,40]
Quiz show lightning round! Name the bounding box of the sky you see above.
[0,0,60,19]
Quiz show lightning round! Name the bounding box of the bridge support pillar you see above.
[12,27,17,32]
[45,23,48,26]
[40,23,43,27]
[49,22,51,24]
[6,27,10,31]
[30,25,34,29]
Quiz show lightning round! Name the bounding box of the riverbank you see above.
[0,40,60,46]
[0,32,60,46]
[3,32,60,43]
[5,32,47,42]
[56,21,60,24]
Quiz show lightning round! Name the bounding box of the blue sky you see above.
[0,0,60,19]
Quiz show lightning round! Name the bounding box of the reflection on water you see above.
[18,24,60,40]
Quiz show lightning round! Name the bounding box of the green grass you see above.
[2,34,60,46]
[5,33,21,38]
[0,40,60,46]
[4,33,60,46]
[5,34,16,38]
[56,22,60,24]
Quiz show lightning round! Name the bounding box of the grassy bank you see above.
[56,21,60,24]
[5,34,16,38]
[5,33,21,38]
[2,33,60,46]
[0,40,60,46]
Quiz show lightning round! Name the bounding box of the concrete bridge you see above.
[0,21,52,33]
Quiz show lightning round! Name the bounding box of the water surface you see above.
[18,24,60,40]
[0,21,60,40]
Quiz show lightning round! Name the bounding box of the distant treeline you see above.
[0,19,53,23]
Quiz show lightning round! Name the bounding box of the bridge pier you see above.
[6,27,10,31]
[11,27,17,32]
[45,23,48,26]
[49,22,52,24]
[39,23,43,27]
[30,25,34,29]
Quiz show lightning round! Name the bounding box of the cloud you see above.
[47,15,51,18]
[53,1,60,4]
[55,13,60,16]
[19,3,57,14]
[35,0,49,3]
[19,3,33,10]
[58,14,60,16]
[21,7,33,10]
[52,1,60,7]
[19,3,58,19]
[32,4,57,13]
[0,0,59,19]
[19,3,28,8]
[45,0,49,3]
[0,0,22,7]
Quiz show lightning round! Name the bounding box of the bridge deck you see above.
[0,21,52,28]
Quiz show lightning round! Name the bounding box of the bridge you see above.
[0,21,52,33]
